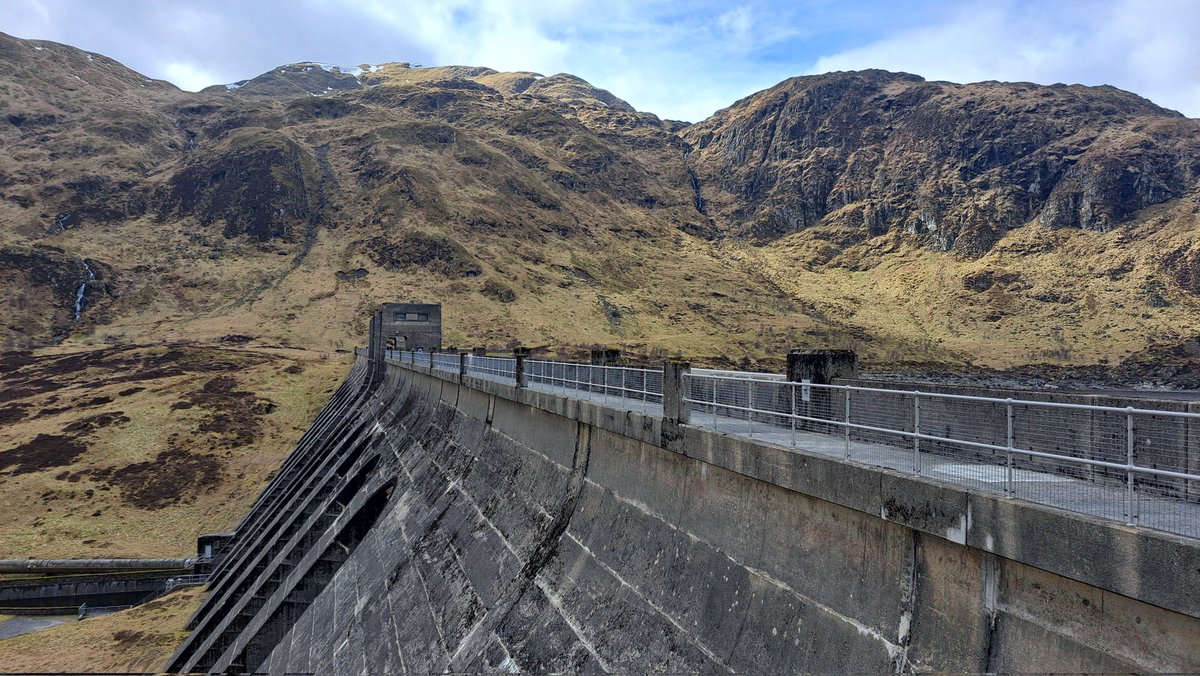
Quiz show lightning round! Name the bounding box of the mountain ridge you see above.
[198,60,638,114]
[2,31,1200,378]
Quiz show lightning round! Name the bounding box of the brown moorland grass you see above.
[0,343,347,559]
[0,585,203,672]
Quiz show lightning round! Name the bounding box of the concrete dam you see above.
[166,311,1200,673]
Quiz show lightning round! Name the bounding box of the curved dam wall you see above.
[167,348,1200,673]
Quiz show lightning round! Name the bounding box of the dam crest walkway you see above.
[388,350,1200,540]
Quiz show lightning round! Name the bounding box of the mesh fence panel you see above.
[522,361,663,405]
[465,356,516,382]
[432,353,459,374]
[680,374,1200,538]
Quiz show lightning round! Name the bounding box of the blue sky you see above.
[3,0,1198,120]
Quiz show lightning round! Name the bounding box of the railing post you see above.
[913,392,922,475]
[747,380,754,437]
[844,388,851,459]
[458,352,467,382]
[791,383,797,449]
[1006,399,1014,497]
[711,378,718,428]
[1126,407,1136,526]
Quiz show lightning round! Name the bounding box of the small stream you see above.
[72,260,95,322]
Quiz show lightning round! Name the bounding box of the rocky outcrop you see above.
[164,130,317,242]
[683,70,1200,254]
[363,233,482,278]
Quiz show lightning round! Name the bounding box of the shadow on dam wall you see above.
[166,347,1200,673]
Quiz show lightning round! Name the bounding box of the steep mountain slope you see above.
[0,32,842,365]
[684,70,1200,253]
[2,32,1200,375]
[680,70,1200,370]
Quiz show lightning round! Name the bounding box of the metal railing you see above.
[385,349,440,370]
[388,351,663,403]
[431,352,459,374]
[123,573,210,613]
[684,374,1200,537]
[466,355,517,382]
[377,347,1200,538]
[524,359,663,405]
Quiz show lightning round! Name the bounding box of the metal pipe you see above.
[0,559,194,574]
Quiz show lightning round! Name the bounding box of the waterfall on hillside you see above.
[73,260,95,322]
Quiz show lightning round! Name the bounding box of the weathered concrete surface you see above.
[0,569,183,613]
[167,354,1200,673]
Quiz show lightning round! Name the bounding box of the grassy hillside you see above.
[0,344,346,559]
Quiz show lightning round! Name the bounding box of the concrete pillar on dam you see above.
[662,361,691,447]
[788,349,857,433]
[514,347,530,387]
[786,348,858,383]
[663,361,691,424]
[591,348,621,366]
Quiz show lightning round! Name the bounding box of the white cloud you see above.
[163,62,221,91]
[358,0,577,74]
[809,0,1200,116]
[2,0,1195,121]
[718,6,753,42]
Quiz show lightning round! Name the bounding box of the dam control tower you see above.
[380,302,441,351]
